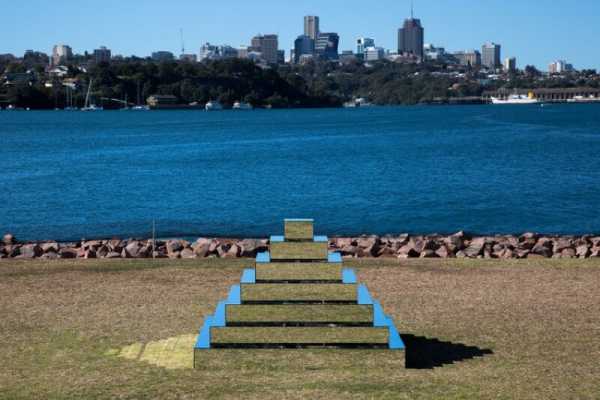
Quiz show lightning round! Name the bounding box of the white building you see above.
[52,44,73,66]
[364,46,385,61]
[424,43,446,61]
[356,37,375,56]
[549,60,574,74]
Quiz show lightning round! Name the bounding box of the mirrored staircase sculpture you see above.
[194,219,405,367]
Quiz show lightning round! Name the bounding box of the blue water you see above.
[1,105,600,241]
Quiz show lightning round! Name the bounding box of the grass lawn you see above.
[1,258,599,399]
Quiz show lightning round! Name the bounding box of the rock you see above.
[518,233,538,250]
[590,246,600,258]
[576,244,590,258]
[435,245,454,258]
[19,244,43,258]
[464,238,486,258]
[238,239,265,258]
[497,248,515,259]
[455,250,467,258]
[40,242,59,253]
[340,245,358,257]
[208,239,221,254]
[180,248,196,259]
[40,251,59,260]
[192,239,211,258]
[59,248,78,259]
[334,237,353,248]
[96,245,109,258]
[82,249,97,259]
[82,240,102,250]
[420,249,439,258]
[444,232,466,252]
[124,241,142,258]
[553,238,574,254]
[166,240,184,255]
[223,244,241,258]
[531,238,553,258]
[357,236,379,249]
[398,244,420,258]
[561,248,576,258]
[108,239,123,252]
[516,249,530,259]
[2,233,16,245]
[105,251,122,259]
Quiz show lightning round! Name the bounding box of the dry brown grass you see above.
[1,258,599,399]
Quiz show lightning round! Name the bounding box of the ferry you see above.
[567,95,600,103]
[491,93,538,105]
[205,100,223,111]
[343,97,374,108]
[233,101,253,110]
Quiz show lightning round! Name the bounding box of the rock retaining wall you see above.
[3,232,600,260]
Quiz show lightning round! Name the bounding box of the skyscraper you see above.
[51,44,73,66]
[482,43,501,69]
[93,46,111,63]
[397,12,424,60]
[294,35,315,64]
[504,57,516,72]
[356,38,375,57]
[304,16,320,40]
[315,32,339,61]
[251,34,279,64]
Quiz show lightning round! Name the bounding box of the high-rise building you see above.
[549,60,574,74]
[151,51,175,62]
[453,50,481,67]
[304,16,320,40]
[398,16,424,60]
[250,34,279,64]
[504,57,516,72]
[93,46,111,63]
[315,32,339,60]
[293,35,315,63]
[364,47,385,62]
[51,44,73,66]
[180,54,198,62]
[356,38,375,57]
[481,43,501,69]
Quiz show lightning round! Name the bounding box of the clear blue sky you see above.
[2,0,599,70]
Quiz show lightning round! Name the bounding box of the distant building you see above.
[52,44,73,66]
[453,50,481,67]
[304,16,320,40]
[199,43,238,61]
[293,35,315,63]
[277,50,285,64]
[315,32,339,60]
[251,34,279,64]
[424,43,446,61]
[364,46,385,62]
[356,37,375,57]
[481,43,501,69]
[339,50,357,64]
[180,54,198,62]
[151,51,175,62]
[237,46,249,59]
[549,60,574,74]
[93,46,111,63]
[398,16,424,60]
[504,57,516,72]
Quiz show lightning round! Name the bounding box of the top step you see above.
[284,219,314,241]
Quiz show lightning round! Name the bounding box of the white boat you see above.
[130,105,150,111]
[205,100,223,111]
[491,94,538,105]
[81,79,104,111]
[567,95,600,103]
[233,101,253,110]
[344,97,373,108]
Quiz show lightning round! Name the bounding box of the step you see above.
[241,283,357,304]
[226,304,373,326]
[284,219,314,241]
[209,327,389,348]
[255,262,343,282]
[269,236,329,261]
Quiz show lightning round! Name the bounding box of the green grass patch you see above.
[241,284,357,303]
[226,304,373,324]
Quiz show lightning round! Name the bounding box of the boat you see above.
[491,93,538,105]
[232,101,253,110]
[343,97,374,108]
[130,105,150,111]
[567,95,600,103]
[205,100,223,111]
[81,79,104,111]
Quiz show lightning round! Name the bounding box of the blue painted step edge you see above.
[256,251,342,264]
[195,315,213,349]
[342,268,357,284]
[270,235,329,243]
[357,284,405,350]
[241,269,256,284]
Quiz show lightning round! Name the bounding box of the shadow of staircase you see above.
[401,334,493,369]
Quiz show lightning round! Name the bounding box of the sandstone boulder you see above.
[192,238,211,258]
[398,244,420,258]
[2,233,16,245]
[40,242,59,253]
[576,244,590,258]
[19,244,43,258]
[464,238,486,258]
[123,241,142,258]
[180,248,196,259]
[59,248,78,259]
[166,240,184,255]
[531,238,553,258]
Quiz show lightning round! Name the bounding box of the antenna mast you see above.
[180,28,185,55]
[411,1,414,18]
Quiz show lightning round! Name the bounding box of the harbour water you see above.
[1,104,600,241]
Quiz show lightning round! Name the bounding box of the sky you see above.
[2,0,599,70]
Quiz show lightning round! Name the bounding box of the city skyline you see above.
[2,0,600,69]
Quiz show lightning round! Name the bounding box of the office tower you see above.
[250,34,279,64]
[93,46,111,63]
[482,42,501,69]
[304,16,320,40]
[315,32,339,60]
[293,35,315,63]
[356,38,375,56]
[453,50,481,67]
[51,44,73,66]
[504,57,516,72]
[549,60,574,74]
[364,47,385,62]
[398,15,424,60]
